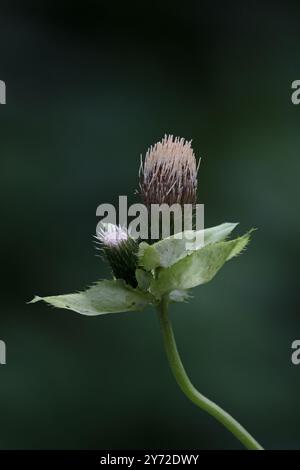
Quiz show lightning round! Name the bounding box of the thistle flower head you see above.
[96,223,139,288]
[139,134,199,207]
[97,223,128,247]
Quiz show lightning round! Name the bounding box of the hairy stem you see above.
[157,296,263,450]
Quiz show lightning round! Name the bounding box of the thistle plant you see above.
[31,135,263,450]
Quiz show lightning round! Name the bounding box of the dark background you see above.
[0,0,299,449]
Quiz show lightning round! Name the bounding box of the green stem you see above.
[157,296,263,450]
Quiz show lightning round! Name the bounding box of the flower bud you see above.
[96,224,139,288]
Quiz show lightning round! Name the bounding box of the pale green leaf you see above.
[135,268,153,291]
[150,232,252,297]
[30,279,151,316]
[138,222,238,271]
[169,289,192,303]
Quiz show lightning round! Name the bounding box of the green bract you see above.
[31,223,253,315]
[148,231,251,298]
[138,222,239,270]
[30,279,152,316]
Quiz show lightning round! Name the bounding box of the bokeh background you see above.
[0,0,300,450]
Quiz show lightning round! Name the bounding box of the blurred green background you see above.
[0,0,300,450]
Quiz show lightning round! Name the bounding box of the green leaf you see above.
[138,222,238,271]
[203,222,239,245]
[169,290,192,303]
[135,268,153,291]
[150,231,252,297]
[138,242,160,271]
[30,279,152,316]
